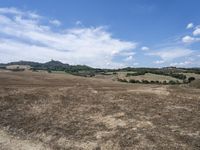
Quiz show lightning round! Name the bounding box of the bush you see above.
[117,78,128,82]
[32,68,38,72]
[141,80,150,84]
[150,80,155,84]
[47,69,52,73]
[129,79,136,83]
[188,77,195,83]
[129,79,140,83]
[163,81,167,84]
[169,80,176,84]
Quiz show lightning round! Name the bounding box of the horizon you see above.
[0,0,200,68]
[1,59,200,69]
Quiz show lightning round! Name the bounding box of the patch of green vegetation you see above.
[126,71,187,80]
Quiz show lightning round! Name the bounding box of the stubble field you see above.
[0,70,200,150]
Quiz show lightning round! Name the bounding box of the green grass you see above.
[118,73,182,82]
[182,73,200,79]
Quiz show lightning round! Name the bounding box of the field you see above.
[0,70,200,150]
[94,72,182,83]
[120,72,181,82]
[183,73,200,79]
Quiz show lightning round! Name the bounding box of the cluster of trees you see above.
[183,68,200,74]
[10,68,25,72]
[117,77,195,85]
[126,71,146,76]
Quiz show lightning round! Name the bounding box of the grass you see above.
[119,73,182,82]
[0,71,200,149]
[182,73,200,79]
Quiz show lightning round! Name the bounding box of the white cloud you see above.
[75,20,82,25]
[141,46,149,51]
[133,62,139,66]
[0,7,40,19]
[148,47,193,61]
[193,26,200,36]
[182,35,199,44]
[170,61,193,67]
[124,55,133,61]
[154,60,165,64]
[0,7,137,68]
[49,19,61,26]
[186,23,194,29]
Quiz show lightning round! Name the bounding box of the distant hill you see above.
[0,60,200,73]
[0,60,93,71]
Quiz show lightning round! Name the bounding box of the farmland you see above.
[0,69,200,150]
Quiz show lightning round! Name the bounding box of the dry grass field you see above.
[124,73,181,82]
[94,72,182,83]
[183,73,200,79]
[0,70,200,150]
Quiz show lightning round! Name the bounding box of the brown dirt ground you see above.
[0,70,200,150]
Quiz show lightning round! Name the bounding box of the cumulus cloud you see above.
[154,60,164,64]
[124,55,133,61]
[148,47,193,61]
[182,35,200,44]
[186,23,194,29]
[0,7,40,19]
[170,61,193,67]
[49,19,61,26]
[141,46,149,51]
[75,20,82,25]
[193,26,200,36]
[0,7,137,68]
[132,62,139,66]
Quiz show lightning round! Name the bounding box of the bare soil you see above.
[0,71,200,150]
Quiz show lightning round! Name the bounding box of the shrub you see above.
[117,78,128,82]
[47,69,52,73]
[142,80,150,84]
[169,80,176,84]
[129,79,136,83]
[188,77,195,83]
[163,81,167,84]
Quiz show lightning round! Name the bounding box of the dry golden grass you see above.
[0,70,200,149]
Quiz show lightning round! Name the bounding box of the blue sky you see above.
[0,0,200,68]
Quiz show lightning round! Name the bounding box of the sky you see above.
[0,0,200,68]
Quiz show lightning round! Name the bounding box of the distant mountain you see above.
[6,61,41,67]
[44,60,68,67]
[1,60,93,71]
[42,60,69,70]
[1,60,199,72]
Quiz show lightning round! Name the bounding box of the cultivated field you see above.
[94,72,183,83]
[0,70,200,150]
[122,73,181,82]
